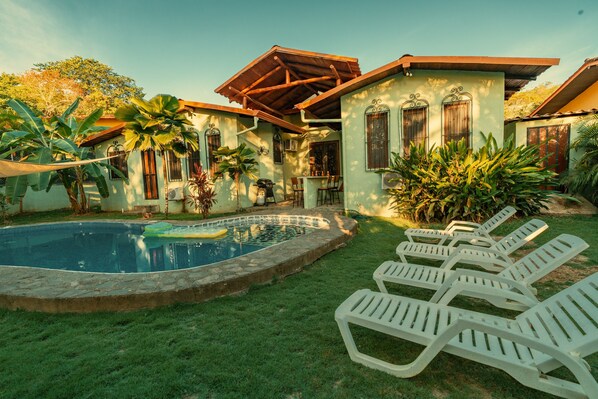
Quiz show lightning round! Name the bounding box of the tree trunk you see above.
[235,173,240,212]
[75,167,88,214]
[163,153,169,218]
[58,171,82,214]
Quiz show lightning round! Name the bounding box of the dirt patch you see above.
[540,195,597,216]
[539,264,598,284]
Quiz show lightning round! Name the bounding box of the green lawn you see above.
[0,213,596,398]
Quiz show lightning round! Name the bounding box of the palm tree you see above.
[213,143,258,211]
[0,98,124,213]
[562,114,598,203]
[115,94,198,217]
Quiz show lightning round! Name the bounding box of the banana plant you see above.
[0,98,126,213]
[115,94,198,217]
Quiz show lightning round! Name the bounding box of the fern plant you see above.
[381,134,558,222]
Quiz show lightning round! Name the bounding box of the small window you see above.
[442,87,472,147]
[187,147,201,177]
[107,142,128,179]
[273,130,283,164]
[365,99,390,170]
[400,94,429,157]
[205,124,221,176]
[166,151,182,181]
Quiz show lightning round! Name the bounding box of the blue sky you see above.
[1,0,596,106]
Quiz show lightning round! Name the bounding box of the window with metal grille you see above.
[273,131,283,164]
[400,94,429,157]
[141,150,159,199]
[166,151,182,181]
[442,87,472,147]
[187,148,201,177]
[205,124,221,176]
[365,99,390,170]
[108,150,128,179]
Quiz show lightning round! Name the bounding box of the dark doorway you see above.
[141,150,159,199]
[309,141,340,176]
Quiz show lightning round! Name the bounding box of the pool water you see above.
[0,222,315,273]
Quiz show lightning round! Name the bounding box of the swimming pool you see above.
[0,212,356,312]
[0,215,327,273]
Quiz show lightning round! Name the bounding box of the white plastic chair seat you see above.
[396,219,548,270]
[376,234,588,311]
[405,206,516,244]
[336,273,598,399]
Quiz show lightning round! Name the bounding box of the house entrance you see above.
[309,141,340,176]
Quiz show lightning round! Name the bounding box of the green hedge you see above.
[382,134,558,222]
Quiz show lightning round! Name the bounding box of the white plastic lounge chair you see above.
[404,206,516,245]
[396,219,548,272]
[375,234,588,311]
[335,273,598,399]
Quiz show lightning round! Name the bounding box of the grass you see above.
[0,212,597,398]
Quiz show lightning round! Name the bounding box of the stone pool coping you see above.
[0,210,357,313]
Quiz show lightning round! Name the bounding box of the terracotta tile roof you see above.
[296,55,559,119]
[214,45,360,115]
[505,108,598,124]
[530,57,598,116]
[179,100,306,134]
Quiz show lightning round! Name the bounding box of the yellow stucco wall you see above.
[340,69,505,216]
[558,81,598,112]
[507,114,591,170]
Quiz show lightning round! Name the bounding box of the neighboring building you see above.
[505,57,598,178]
[6,46,560,216]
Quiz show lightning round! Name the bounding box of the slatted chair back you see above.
[480,206,517,233]
[499,234,589,284]
[492,219,548,255]
[516,272,598,357]
[291,177,302,190]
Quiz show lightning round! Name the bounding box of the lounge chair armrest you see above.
[440,245,513,271]
[447,234,496,248]
[445,221,482,233]
[430,269,538,305]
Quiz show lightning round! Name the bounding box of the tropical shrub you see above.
[381,134,558,222]
[186,165,217,219]
[561,115,598,203]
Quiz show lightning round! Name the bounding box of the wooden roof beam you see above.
[228,86,284,117]
[273,56,320,95]
[240,65,283,95]
[246,76,334,95]
[285,60,357,79]
[330,64,342,86]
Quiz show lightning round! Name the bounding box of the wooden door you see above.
[141,150,159,199]
[527,125,570,174]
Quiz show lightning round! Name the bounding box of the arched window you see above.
[400,93,429,157]
[204,124,221,176]
[106,141,128,179]
[442,87,472,147]
[364,99,390,170]
[273,130,283,164]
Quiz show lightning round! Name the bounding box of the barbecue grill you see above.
[255,178,276,206]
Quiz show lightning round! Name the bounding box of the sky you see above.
[1,0,597,106]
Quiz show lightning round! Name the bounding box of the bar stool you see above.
[329,176,342,204]
[291,177,304,207]
[317,175,333,206]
